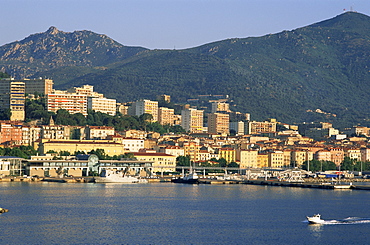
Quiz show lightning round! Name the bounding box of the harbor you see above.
[2,174,370,190]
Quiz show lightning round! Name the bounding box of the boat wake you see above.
[306,217,370,225]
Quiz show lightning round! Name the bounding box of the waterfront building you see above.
[268,151,284,168]
[128,99,158,122]
[208,113,229,135]
[87,97,116,116]
[181,108,204,133]
[237,149,258,168]
[360,148,370,162]
[218,148,236,163]
[314,150,331,162]
[182,141,201,162]
[0,79,25,121]
[291,150,313,168]
[344,148,361,161]
[132,152,176,172]
[0,156,24,176]
[328,148,345,166]
[257,153,268,168]
[37,139,127,156]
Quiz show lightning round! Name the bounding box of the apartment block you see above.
[237,149,258,168]
[245,121,277,135]
[268,151,284,168]
[0,79,25,121]
[47,92,88,116]
[129,99,158,122]
[208,113,229,135]
[86,126,115,140]
[87,97,116,116]
[314,150,331,162]
[22,78,54,95]
[181,108,204,133]
[211,102,230,113]
[67,85,103,98]
[291,150,313,168]
[218,148,236,163]
[133,152,176,172]
[158,107,175,125]
[0,121,22,145]
[229,121,244,135]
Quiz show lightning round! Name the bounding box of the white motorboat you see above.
[94,170,146,183]
[306,214,325,224]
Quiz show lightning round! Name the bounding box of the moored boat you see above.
[94,170,146,183]
[172,169,199,184]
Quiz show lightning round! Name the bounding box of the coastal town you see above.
[0,77,370,182]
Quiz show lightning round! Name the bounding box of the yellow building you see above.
[37,139,127,156]
[88,97,116,116]
[291,150,313,168]
[237,149,258,168]
[218,148,236,163]
[133,152,176,172]
[208,113,229,135]
[182,141,201,162]
[257,153,268,168]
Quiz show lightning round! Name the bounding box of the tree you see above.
[176,156,191,166]
[88,149,107,160]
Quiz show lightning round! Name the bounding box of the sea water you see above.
[1,182,369,245]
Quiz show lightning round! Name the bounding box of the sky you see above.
[1,0,370,50]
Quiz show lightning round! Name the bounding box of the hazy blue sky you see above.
[1,0,370,49]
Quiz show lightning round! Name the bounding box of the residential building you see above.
[21,126,41,146]
[116,103,129,115]
[0,79,25,121]
[360,148,370,162]
[86,126,115,140]
[158,107,175,125]
[87,97,116,116]
[182,141,201,162]
[181,108,204,133]
[47,92,88,116]
[129,99,158,121]
[328,148,344,166]
[268,151,284,168]
[133,152,176,172]
[211,102,230,113]
[22,78,54,95]
[257,153,268,168]
[208,113,229,135]
[230,121,244,135]
[314,150,331,162]
[245,120,277,135]
[218,148,236,163]
[0,121,22,145]
[237,149,258,168]
[291,150,313,168]
[344,148,361,161]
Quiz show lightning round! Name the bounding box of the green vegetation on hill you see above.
[2,12,370,128]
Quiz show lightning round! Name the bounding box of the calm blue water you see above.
[1,182,370,245]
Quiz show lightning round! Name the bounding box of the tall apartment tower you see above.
[208,113,229,135]
[181,108,204,133]
[158,107,175,125]
[0,79,25,121]
[22,78,54,95]
[129,99,158,121]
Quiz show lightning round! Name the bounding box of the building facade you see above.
[208,113,229,135]
[181,108,204,133]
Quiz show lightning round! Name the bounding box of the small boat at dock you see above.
[94,170,147,183]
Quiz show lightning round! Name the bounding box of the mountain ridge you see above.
[1,12,370,128]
